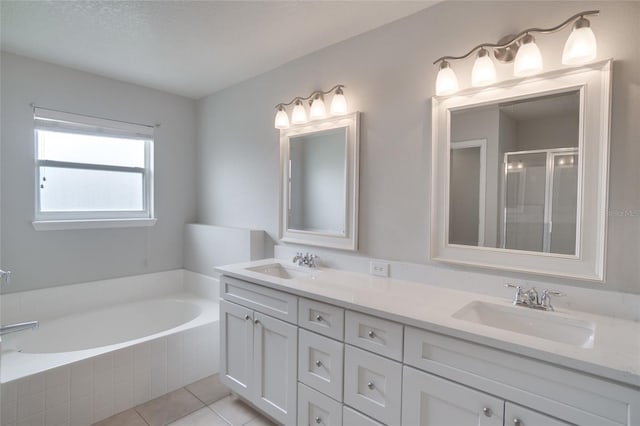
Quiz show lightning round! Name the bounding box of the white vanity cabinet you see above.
[403,327,635,426]
[219,272,640,426]
[220,277,298,425]
[402,366,504,426]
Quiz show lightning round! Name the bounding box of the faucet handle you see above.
[541,289,564,311]
[505,283,524,305]
[0,270,11,286]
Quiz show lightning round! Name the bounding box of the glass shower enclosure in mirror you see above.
[432,61,611,281]
[449,91,580,255]
[279,112,359,250]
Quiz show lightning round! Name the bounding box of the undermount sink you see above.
[452,301,595,348]
[246,263,312,280]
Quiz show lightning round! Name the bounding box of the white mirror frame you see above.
[279,112,360,251]
[431,60,612,281]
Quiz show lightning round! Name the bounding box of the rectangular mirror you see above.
[432,61,611,281]
[280,112,359,250]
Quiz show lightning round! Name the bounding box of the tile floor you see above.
[93,375,277,426]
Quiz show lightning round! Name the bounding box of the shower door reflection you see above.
[503,148,578,254]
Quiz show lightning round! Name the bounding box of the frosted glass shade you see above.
[291,102,308,124]
[274,108,290,129]
[562,26,597,65]
[471,50,496,87]
[435,62,459,96]
[309,97,327,119]
[330,92,347,115]
[514,36,543,77]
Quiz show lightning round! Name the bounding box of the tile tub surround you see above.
[0,270,221,426]
[217,259,640,388]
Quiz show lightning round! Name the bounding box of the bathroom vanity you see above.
[217,259,640,426]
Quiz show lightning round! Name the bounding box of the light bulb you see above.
[309,94,327,119]
[291,100,308,124]
[562,17,597,65]
[513,34,543,77]
[274,105,290,129]
[435,61,459,96]
[330,87,347,115]
[471,48,496,87]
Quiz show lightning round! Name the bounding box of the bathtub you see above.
[1,270,220,426]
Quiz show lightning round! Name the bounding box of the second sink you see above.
[452,301,595,348]
[246,263,313,280]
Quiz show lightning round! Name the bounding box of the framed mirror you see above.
[279,112,359,250]
[431,61,611,281]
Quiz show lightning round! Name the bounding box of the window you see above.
[33,107,155,230]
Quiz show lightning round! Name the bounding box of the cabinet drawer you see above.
[342,406,384,426]
[404,327,632,426]
[345,310,403,361]
[299,329,344,401]
[344,345,402,426]
[299,298,345,340]
[221,275,298,323]
[298,383,343,426]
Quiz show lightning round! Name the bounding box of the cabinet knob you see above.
[315,360,322,367]
[482,407,492,417]
[513,419,521,426]
[368,330,375,338]
[254,319,259,324]
[316,315,323,322]
[244,315,250,320]
[367,382,375,390]
[315,416,322,424]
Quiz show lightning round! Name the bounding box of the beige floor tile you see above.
[136,388,204,426]
[244,415,277,426]
[185,374,231,405]
[168,407,229,426]
[209,395,259,426]
[92,409,148,426]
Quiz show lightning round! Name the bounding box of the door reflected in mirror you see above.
[289,128,347,235]
[449,90,580,255]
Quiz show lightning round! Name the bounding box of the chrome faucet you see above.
[506,284,564,311]
[0,320,39,336]
[292,252,318,268]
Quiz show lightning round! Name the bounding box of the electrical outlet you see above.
[369,261,389,277]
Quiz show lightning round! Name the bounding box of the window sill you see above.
[32,218,157,231]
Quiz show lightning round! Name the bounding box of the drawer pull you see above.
[483,407,492,417]
[513,419,521,426]
[315,416,322,424]
[315,360,322,367]
[367,381,375,390]
[244,315,250,320]
[367,330,376,338]
[316,314,323,322]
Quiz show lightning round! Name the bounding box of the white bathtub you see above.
[1,270,221,426]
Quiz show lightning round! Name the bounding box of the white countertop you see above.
[216,258,640,389]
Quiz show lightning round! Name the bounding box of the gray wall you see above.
[196,1,640,294]
[1,53,197,293]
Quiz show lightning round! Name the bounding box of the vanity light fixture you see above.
[433,10,599,96]
[274,85,347,129]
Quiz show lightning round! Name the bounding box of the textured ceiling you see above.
[1,1,436,99]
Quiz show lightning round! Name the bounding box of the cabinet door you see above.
[220,300,254,400]
[505,403,573,426]
[253,311,298,425]
[298,383,343,426]
[402,366,503,426]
